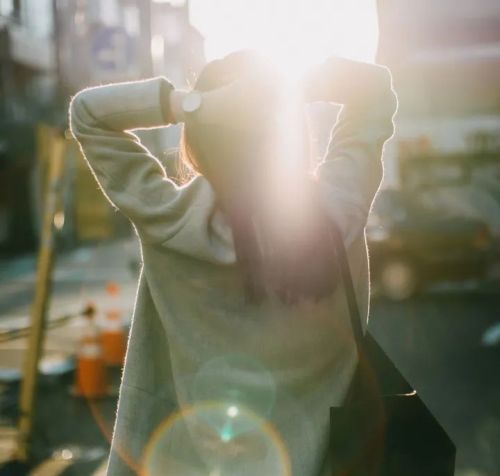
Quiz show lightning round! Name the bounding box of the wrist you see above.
[169,89,188,124]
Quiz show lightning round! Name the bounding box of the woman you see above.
[70,51,397,476]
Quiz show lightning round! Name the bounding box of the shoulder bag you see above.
[328,224,456,476]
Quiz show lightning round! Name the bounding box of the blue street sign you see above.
[91,26,134,72]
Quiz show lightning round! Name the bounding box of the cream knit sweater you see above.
[69,59,397,476]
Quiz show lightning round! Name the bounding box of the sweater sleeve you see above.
[69,77,203,245]
[316,58,398,244]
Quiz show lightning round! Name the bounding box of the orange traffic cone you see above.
[74,304,108,398]
[100,281,126,366]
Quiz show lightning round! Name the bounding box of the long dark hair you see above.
[181,51,338,304]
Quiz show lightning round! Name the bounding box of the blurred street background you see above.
[0,0,499,475]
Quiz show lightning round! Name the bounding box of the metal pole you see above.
[143,0,153,77]
[15,127,66,462]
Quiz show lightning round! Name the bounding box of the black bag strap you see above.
[331,222,416,397]
[330,222,365,353]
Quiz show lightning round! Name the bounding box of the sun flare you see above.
[190,0,379,77]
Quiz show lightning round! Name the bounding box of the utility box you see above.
[36,124,118,243]
[70,141,115,241]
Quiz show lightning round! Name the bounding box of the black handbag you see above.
[328,225,456,476]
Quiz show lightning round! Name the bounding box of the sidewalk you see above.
[0,237,140,475]
[0,238,140,381]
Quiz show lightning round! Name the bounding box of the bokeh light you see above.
[191,353,277,430]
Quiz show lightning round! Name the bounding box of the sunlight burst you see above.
[190,0,379,76]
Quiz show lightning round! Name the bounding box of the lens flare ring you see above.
[142,401,291,476]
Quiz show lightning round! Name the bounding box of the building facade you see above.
[0,0,58,251]
[0,0,205,251]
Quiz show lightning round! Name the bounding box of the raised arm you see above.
[304,57,398,244]
[69,77,208,245]
[69,71,278,254]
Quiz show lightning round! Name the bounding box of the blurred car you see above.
[367,189,492,300]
